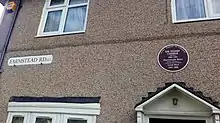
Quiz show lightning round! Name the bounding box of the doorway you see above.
[149,118,206,123]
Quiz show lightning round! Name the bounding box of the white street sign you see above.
[8,55,53,66]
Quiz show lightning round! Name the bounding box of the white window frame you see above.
[143,114,212,123]
[136,107,215,123]
[36,0,90,37]
[171,0,220,23]
[6,113,29,123]
[6,102,100,123]
[62,114,95,123]
[30,113,60,123]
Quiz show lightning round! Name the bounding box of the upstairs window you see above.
[37,0,89,37]
[171,0,220,23]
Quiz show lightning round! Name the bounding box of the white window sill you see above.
[173,16,220,23]
[35,31,86,38]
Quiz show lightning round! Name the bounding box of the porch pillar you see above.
[137,112,144,123]
[214,114,220,123]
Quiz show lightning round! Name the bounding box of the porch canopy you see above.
[135,82,220,123]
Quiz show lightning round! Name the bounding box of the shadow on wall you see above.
[0,0,21,72]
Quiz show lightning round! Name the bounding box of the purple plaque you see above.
[157,44,189,72]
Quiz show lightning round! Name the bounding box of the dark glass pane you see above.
[175,0,206,20]
[69,0,87,5]
[50,0,64,6]
[149,118,206,123]
[64,6,86,32]
[44,10,62,32]
[12,117,24,123]
[68,119,87,123]
[35,118,52,123]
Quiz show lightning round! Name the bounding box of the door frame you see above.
[146,115,211,123]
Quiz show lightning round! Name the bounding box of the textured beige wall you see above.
[1,0,220,123]
[1,36,220,123]
[8,0,220,51]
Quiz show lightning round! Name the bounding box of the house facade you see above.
[0,0,220,123]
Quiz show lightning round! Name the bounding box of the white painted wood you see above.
[8,107,100,115]
[145,115,149,123]
[91,116,96,123]
[35,30,85,37]
[68,3,88,8]
[171,0,176,23]
[8,102,101,115]
[143,111,211,116]
[137,112,143,123]
[214,114,220,123]
[37,0,48,36]
[206,0,220,18]
[59,6,67,34]
[6,102,100,123]
[147,115,210,121]
[6,113,29,123]
[7,113,97,123]
[135,83,220,123]
[8,55,53,66]
[173,16,220,23]
[203,0,210,18]
[143,89,212,116]
[83,0,90,32]
[175,85,219,111]
[135,84,220,113]
[135,84,175,111]
[8,102,100,109]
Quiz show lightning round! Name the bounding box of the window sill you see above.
[35,31,85,38]
[173,16,220,24]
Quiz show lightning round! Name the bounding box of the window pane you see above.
[212,0,220,14]
[36,117,52,123]
[64,6,86,32]
[44,10,62,32]
[69,0,88,5]
[68,119,87,123]
[50,0,64,6]
[12,117,24,123]
[175,0,206,20]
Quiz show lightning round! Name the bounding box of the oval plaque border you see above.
[157,44,189,72]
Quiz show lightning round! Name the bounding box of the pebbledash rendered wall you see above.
[0,0,220,123]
